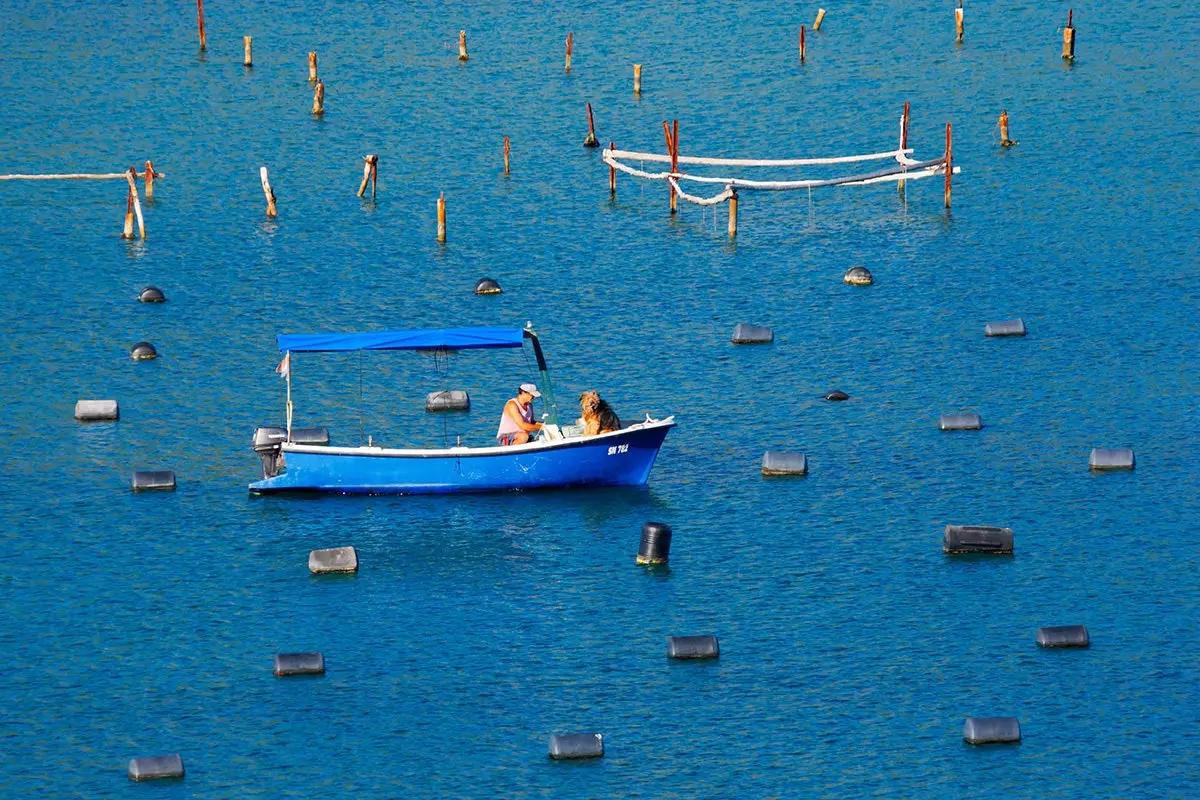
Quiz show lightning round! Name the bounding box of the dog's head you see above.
[579,390,600,413]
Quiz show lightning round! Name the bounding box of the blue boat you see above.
[249,325,676,495]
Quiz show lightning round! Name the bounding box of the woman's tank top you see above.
[496,399,534,437]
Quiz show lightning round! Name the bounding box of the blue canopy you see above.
[277,327,526,353]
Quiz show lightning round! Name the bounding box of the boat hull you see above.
[249,420,675,495]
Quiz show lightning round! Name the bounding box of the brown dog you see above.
[579,390,621,435]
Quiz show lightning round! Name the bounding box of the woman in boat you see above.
[496,383,544,445]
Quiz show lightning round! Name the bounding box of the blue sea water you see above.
[1,0,1198,796]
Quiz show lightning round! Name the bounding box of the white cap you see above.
[519,382,542,397]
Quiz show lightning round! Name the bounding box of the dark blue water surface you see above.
[1,0,1198,796]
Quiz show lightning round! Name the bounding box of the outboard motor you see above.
[252,426,287,479]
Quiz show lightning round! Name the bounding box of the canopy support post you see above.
[285,352,293,441]
[524,327,559,426]
[944,122,952,209]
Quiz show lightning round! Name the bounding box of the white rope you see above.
[602,148,958,206]
[0,171,162,181]
[668,177,734,206]
[607,147,913,167]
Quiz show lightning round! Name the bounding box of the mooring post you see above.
[125,167,145,238]
[144,160,155,200]
[243,36,252,67]
[260,167,278,217]
[633,64,642,94]
[437,192,446,242]
[357,155,378,198]
[813,8,826,31]
[196,0,206,51]
[898,101,910,193]
[308,51,318,81]
[999,109,1016,146]
[584,102,599,147]
[800,26,806,62]
[944,123,953,209]
[312,79,325,115]
[121,188,135,239]
[458,30,469,61]
[728,190,738,237]
[667,120,679,214]
[503,136,511,176]
[565,32,573,71]
[955,2,964,43]
[608,141,616,197]
[1062,10,1075,60]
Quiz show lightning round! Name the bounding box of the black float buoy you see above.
[128,754,185,782]
[548,733,604,759]
[667,635,720,660]
[273,652,326,676]
[943,525,1013,555]
[843,266,873,286]
[731,323,774,344]
[1036,625,1090,648]
[138,286,166,303]
[939,412,983,431]
[963,717,1021,744]
[1089,448,1135,471]
[824,390,849,402]
[309,546,358,574]
[473,277,502,295]
[761,452,808,476]
[131,470,176,491]
[637,521,672,565]
[130,341,157,360]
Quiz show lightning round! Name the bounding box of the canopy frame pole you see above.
[523,327,559,426]
[285,351,293,441]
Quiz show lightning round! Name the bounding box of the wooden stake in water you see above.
[565,32,573,72]
[121,188,135,239]
[813,8,826,31]
[260,167,278,217]
[955,2,964,43]
[358,157,371,197]
[437,192,446,242]
[308,51,318,81]
[999,109,1017,147]
[357,155,378,199]
[244,36,253,67]
[458,30,469,61]
[312,79,325,115]
[584,102,599,147]
[125,167,145,239]
[144,160,155,200]
[503,136,511,176]
[728,189,738,237]
[608,141,616,197]
[663,120,679,214]
[1062,9,1076,60]
[943,123,953,209]
[633,63,642,94]
[196,0,206,51]
[799,25,806,62]
[898,101,910,194]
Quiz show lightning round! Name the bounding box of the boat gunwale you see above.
[280,417,676,459]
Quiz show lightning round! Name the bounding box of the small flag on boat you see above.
[276,352,290,379]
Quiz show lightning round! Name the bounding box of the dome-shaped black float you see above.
[843,266,873,286]
[130,341,158,360]
[138,286,166,303]
[473,277,502,295]
[824,390,850,401]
